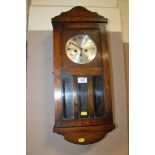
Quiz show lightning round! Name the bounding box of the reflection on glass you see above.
[94,76,104,117]
[62,76,74,119]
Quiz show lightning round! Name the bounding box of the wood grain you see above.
[52,6,107,23]
[52,6,115,144]
[88,76,95,118]
[73,76,78,118]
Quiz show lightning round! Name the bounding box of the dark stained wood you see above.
[94,76,105,117]
[73,76,78,118]
[54,124,115,133]
[88,76,95,117]
[53,24,63,123]
[64,132,106,145]
[78,82,89,118]
[62,67,102,76]
[99,23,113,121]
[62,76,74,119]
[52,6,115,145]
[52,6,108,23]
[53,125,115,145]
[55,116,112,128]
[62,23,100,29]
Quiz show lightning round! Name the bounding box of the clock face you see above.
[65,34,97,64]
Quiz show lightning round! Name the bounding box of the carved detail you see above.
[52,6,107,23]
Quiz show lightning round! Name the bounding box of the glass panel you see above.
[62,76,74,119]
[78,82,89,118]
[94,76,104,117]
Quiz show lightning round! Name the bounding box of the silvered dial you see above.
[65,34,97,64]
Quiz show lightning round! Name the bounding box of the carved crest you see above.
[52,6,107,23]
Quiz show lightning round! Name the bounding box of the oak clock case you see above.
[51,6,115,145]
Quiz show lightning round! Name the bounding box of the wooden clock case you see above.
[51,6,115,145]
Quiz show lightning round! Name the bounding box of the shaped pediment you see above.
[52,6,107,23]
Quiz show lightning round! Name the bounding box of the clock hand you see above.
[69,42,82,50]
[69,42,83,57]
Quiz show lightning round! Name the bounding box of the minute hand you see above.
[70,42,82,50]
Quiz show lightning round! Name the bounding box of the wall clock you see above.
[51,6,115,145]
